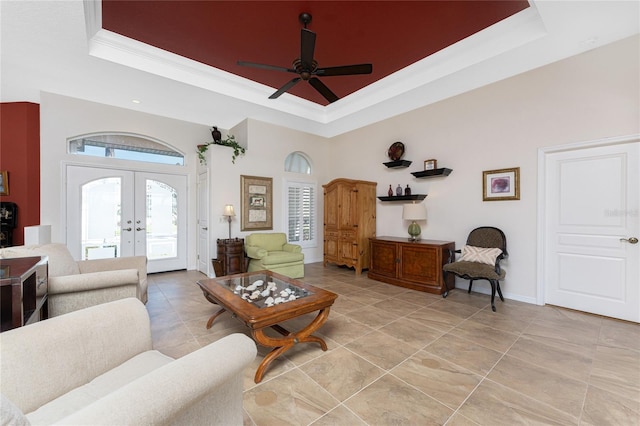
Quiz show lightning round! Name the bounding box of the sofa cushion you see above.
[25,350,173,425]
[0,244,80,277]
[1,393,30,426]
[259,251,304,266]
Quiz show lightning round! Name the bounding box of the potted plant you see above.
[198,128,246,165]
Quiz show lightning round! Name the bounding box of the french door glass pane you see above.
[81,178,121,260]
[146,179,178,260]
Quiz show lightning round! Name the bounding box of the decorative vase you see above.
[211,126,222,142]
[404,185,411,196]
[396,184,403,196]
[388,185,393,197]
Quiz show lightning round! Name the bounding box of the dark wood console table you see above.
[214,238,247,276]
[0,256,48,331]
[368,237,454,294]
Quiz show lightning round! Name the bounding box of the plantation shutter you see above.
[287,181,315,246]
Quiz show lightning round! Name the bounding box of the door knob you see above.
[136,227,146,231]
[123,227,132,232]
[620,237,639,244]
[203,227,208,230]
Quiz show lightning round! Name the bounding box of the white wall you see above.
[328,35,640,303]
[39,35,638,304]
[201,118,331,266]
[39,95,331,270]
[40,93,209,268]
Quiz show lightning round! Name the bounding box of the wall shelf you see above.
[383,160,412,168]
[377,194,427,202]
[411,168,453,178]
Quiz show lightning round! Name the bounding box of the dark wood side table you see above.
[215,238,246,276]
[368,237,454,294]
[0,256,48,331]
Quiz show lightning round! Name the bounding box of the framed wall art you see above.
[241,175,273,231]
[424,159,437,170]
[483,167,520,201]
[0,171,8,196]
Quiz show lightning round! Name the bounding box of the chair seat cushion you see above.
[259,251,304,266]
[25,350,173,424]
[443,261,505,280]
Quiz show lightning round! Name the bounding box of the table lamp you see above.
[402,203,426,241]
[223,204,235,239]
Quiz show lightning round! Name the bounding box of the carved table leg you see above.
[252,308,331,383]
[206,308,227,329]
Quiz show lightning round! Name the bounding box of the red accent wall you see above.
[0,102,41,246]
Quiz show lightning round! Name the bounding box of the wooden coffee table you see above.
[197,270,337,383]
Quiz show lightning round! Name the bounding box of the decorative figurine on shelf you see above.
[211,126,222,142]
[396,184,403,196]
[405,185,411,196]
[388,185,394,197]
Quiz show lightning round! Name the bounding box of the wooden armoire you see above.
[323,178,377,274]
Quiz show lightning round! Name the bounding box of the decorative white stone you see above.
[274,297,284,304]
[250,290,260,300]
[265,296,274,305]
[288,294,297,301]
[260,288,271,297]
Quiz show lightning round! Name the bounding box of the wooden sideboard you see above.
[215,238,246,276]
[0,256,48,331]
[368,237,454,294]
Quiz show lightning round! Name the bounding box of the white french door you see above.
[66,166,187,273]
[541,139,639,322]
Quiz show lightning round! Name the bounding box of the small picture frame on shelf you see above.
[424,159,437,171]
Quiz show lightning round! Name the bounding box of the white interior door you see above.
[543,140,639,322]
[197,171,210,275]
[66,166,187,273]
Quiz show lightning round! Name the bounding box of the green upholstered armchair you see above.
[244,233,304,278]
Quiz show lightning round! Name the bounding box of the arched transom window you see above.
[68,133,184,166]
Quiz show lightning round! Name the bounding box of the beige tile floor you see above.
[146,263,640,426]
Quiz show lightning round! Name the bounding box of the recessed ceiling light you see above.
[132,99,141,104]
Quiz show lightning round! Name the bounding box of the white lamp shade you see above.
[402,203,426,221]
[223,204,235,217]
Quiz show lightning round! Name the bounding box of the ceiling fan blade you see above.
[237,61,295,73]
[315,64,373,76]
[300,28,316,69]
[269,77,301,99]
[309,77,339,103]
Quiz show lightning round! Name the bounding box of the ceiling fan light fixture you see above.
[237,11,372,104]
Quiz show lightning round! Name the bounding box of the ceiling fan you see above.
[237,12,373,104]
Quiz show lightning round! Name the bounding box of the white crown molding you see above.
[84,0,545,128]
[78,0,639,137]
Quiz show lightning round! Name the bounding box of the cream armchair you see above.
[0,298,257,425]
[245,232,304,278]
[0,243,147,317]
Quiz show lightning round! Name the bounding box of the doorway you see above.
[66,165,187,273]
[539,136,639,322]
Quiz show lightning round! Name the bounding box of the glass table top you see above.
[216,273,311,308]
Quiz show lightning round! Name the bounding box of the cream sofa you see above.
[0,298,257,425]
[245,233,304,278]
[0,243,147,316]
